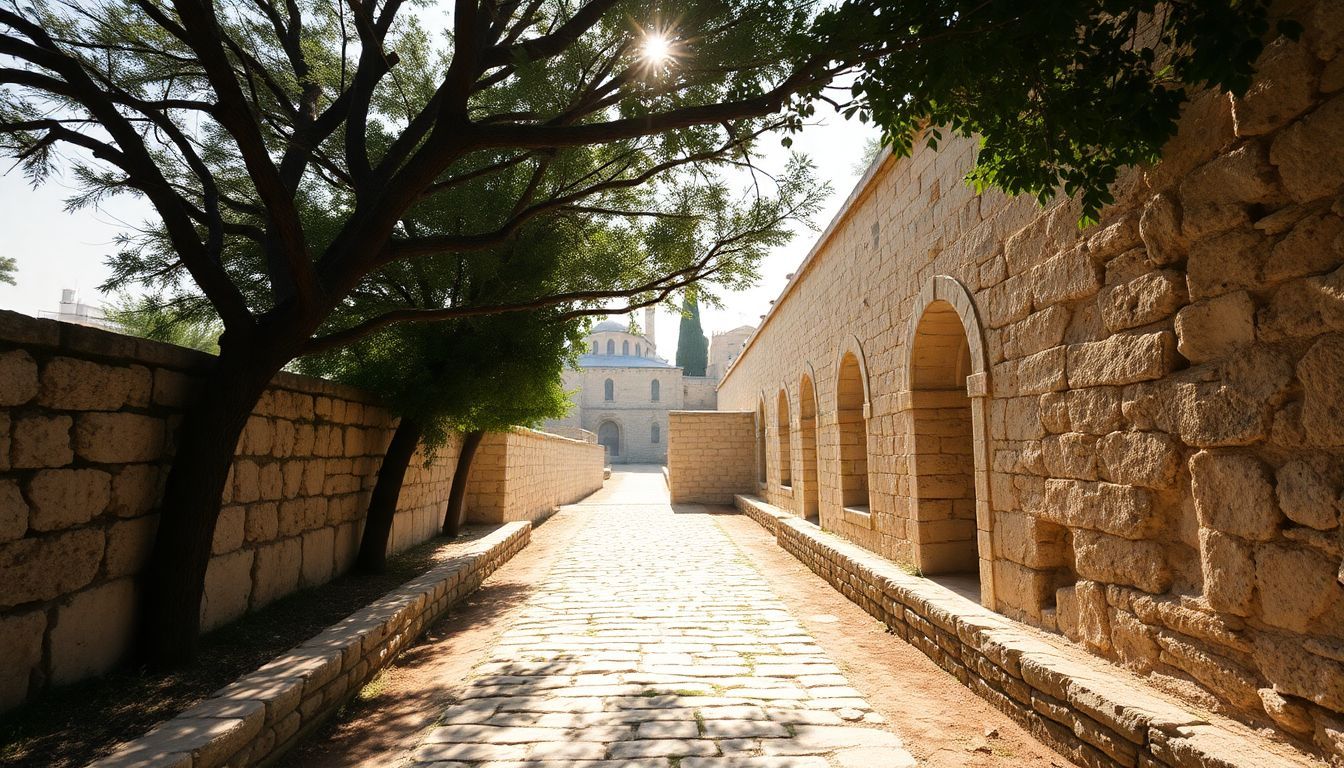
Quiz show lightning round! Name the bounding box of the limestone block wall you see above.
[464,427,604,523]
[666,411,756,504]
[0,311,602,712]
[715,6,1344,761]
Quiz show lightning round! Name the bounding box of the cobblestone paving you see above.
[409,469,917,767]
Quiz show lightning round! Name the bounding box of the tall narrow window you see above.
[777,389,792,487]
[636,344,642,356]
[651,424,660,443]
[591,341,598,354]
[606,340,615,355]
[651,379,660,401]
[623,340,630,355]
[604,378,614,401]
[837,352,869,510]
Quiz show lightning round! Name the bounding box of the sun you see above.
[641,31,673,65]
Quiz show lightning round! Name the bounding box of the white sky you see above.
[0,108,878,360]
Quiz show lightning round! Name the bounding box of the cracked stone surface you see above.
[407,468,917,767]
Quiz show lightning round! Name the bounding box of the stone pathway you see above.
[408,467,917,768]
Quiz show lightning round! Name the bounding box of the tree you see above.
[0,0,1278,666]
[104,292,222,353]
[676,293,708,376]
[0,255,15,286]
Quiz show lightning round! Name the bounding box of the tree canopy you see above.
[676,293,708,376]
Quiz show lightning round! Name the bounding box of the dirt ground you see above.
[713,512,1074,768]
[285,499,1073,768]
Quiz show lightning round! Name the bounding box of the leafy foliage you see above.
[0,255,15,286]
[104,292,222,354]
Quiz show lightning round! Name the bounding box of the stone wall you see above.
[0,311,602,711]
[464,427,605,523]
[666,411,756,504]
[709,6,1344,761]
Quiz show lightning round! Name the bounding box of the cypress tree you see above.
[676,295,709,377]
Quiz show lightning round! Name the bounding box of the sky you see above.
[0,105,879,361]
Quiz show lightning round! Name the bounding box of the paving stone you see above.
[405,474,914,767]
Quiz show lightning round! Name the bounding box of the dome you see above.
[591,320,627,333]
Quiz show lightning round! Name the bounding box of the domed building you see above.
[544,309,718,464]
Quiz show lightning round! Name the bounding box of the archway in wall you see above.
[777,390,792,488]
[598,421,620,462]
[836,352,869,511]
[798,374,820,522]
[909,299,979,578]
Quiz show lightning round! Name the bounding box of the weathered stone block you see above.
[0,609,44,710]
[1174,291,1256,364]
[212,505,246,555]
[105,515,157,578]
[110,464,161,517]
[1264,211,1344,283]
[1030,247,1102,309]
[1066,332,1174,389]
[0,349,38,406]
[1097,431,1181,490]
[1139,192,1187,266]
[1185,229,1268,301]
[1298,334,1344,446]
[1257,273,1344,342]
[1199,528,1256,616]
[201,549,254,632]
[1180,144,1282,239]
[0,480,27,543]
[1016,347,1066,396]
[74,413,165,463]
[38,357,145,411]
[1257,688,1314,736]
[1270,94,1344,203]
[1190,450,1281,541]
[993,510,1065,569]
[1074,530,1172,594]
[1043,479,1160,540]
[1098,271,1186,333]
[1005,306,1071,359]
[301,527,335,587]
[1275,459,1339,530]
[1232,36,1318,137]
[1157,632,1261,710]
[11,414,73,469]
[1253,633,1344,713]
[27,468,112,533]
[0,528,104,608]
[1256,544,1338,632]
[1041,433,1098,480]
[1075,580,1111,653]
[49,578,136,684]
[252,537,302,609]
[1110,610,1160,673]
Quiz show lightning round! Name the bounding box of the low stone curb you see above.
[88,521,531,768]
[734,494,1319,768]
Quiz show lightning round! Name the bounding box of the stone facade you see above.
[0,310,603,711]
[464,427,605,523]
[706,324,756,381]
[545,318,717,464]
[684,7,1344,762]
[666,411,757,504]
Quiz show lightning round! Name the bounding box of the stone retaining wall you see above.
[465,427,605,524]
[709,3,1344,758]
[90,521,530,768]
[0,311,603,711]
[739,495,1316,768]
[666,411,757,504]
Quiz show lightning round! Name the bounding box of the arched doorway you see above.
[777,389,792,488]
[598,421,620,461]
[836,352,869,511]
[798,373,820,522]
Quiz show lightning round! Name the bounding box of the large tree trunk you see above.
[355,418,424,574]
[139,342,283,668]
[442,430,485,537]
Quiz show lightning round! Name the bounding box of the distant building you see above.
[544,308,717,465]
[706,325,756,381]
[39,288,118,331]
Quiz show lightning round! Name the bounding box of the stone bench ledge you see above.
[742,496,1317,768]
[88,521,531,768]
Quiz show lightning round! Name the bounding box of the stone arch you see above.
[835,340,871,512]
[798,365,820,521]
[597,420,621,459]
[777,388,792,487]
[902,275,996,608]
